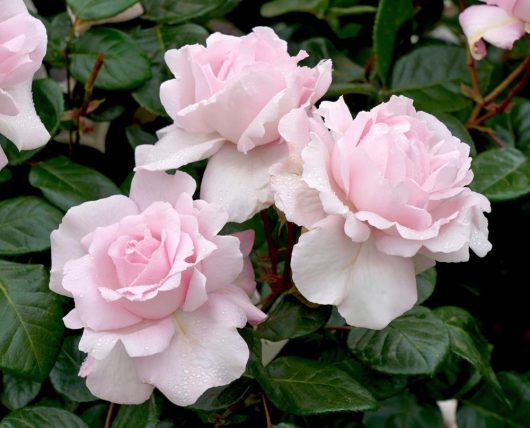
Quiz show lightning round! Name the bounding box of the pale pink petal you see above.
[63,308,84,329]
[50,196,139,296]
[231,230,257,296]
[181,268,208,312]
[63,256,142,330]
[459,5,524,59]
[0,0,28,21]
[134,124,225,171]
[292,216,417,329]
[0,79,50,150]
[135,294,249,406]
[201,235,244,292]
[200,142,288,222]
[79,318,175,359]
[0,147,7,169]
[129,170,196,211]
[215,285,267,325]
[82,343,154,404]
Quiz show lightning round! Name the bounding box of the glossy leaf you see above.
[111,395,160,428]
[0,374,41,410]
[141,0,238,24]
[471,147,530,201]
[0,197,62,256]
[0,407,88,428]
[0,261,64,381]
[416,268,436,305]
[33,79,65,136]
[29,156,121,211]
[258,356,377,415]
[347,307,450,375]
[70,28,151,91]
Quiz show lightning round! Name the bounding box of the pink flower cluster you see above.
[460,0,530,59]
[49,25,493,406]
[0,0,49,168]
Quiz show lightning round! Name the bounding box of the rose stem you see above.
[75,53,105,146]
[260,211,278,276]
[261,393,274,428]
[104,402,116,428]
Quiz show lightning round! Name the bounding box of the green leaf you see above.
[373,0,413,84]
[507,98,530,155]
[33,79,65,135]
[363,393,443,428]
[326,82,377,98]
[70,28,151,91]
[67,0,138,21]
[257,356,377,415]
[49,336,97,403]
[0,407,88,428]
[111,395,160,428]
[260,0,329,19]
[1,374,41,410]
[470,147,530,201]
[190,378,251,411]
[125,126,157,150]
[29,156,121,211]
[458,372,530,428]
[141,0,238,24]
[416,268,436,305]
[347,306,450,375]
[44,13,70,67]
[434,307,502,397]
[391,45,492,113]
[80,404,107,428]
[256,294,331,341]
[0,197,62,256]
[0,261,64,382]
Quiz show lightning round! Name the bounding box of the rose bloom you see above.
[272,96,491,329]
[0,0,50,168]
[135,26,331,222]
[50,170,265,406]
[459,0,530,60]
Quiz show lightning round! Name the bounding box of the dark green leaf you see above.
[70,28,151,91]
[347,306,450,375]
[434,306,502,397]
[391,45,492,112]
[29,156,121,211]
[257,294,331,341]
[141,0,239,24]
[44,13,71,67]
[111,395,160,428]
[435,112,477,156]
[67,0,138,21]
[1,374,41,410]
[80,404,107,428]
[373,0,413,83]
[260,0,329,19]
[0,197,63,255]
[0,407,88,428]
[458,372,530,428]
[0,261,63,382]
[50,336,97,403]
[416,268,436,305]
[190,378,251,411]
[363,393,443,428]
[258,356,377,415]
[470,147,530,201]
[125,126,157,150]
[33,79,65,135]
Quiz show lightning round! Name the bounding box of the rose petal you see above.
[200,142,288,222]
[135,294,249,406]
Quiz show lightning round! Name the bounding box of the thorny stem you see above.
[466,56,530,130]
[104,402,116,428]
[261,394,273,428]
[75,53,105,146]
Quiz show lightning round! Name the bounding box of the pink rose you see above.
[459,0,529,60]
[50,170,265,406]
[0,0,50,168]
[135,26,332,222]
[272,96,491,329]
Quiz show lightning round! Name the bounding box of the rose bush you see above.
[49,170,265,406]
[460,0,530,59]
[272,96,492,328]
[0,0,49,168]
[135,26,332,222]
